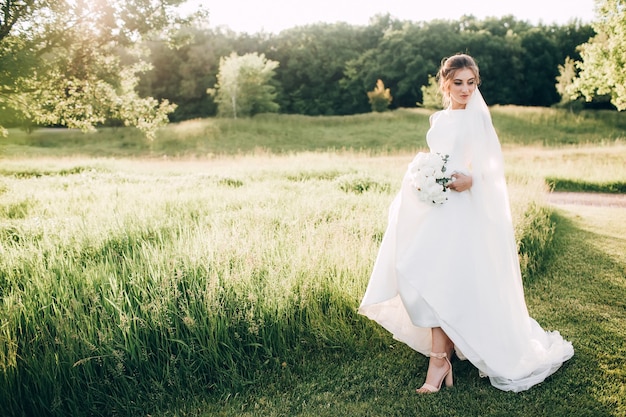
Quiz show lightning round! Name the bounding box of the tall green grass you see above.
[505,144,626,193]
[193,204,626,417]
[490,105,626,146]
[1,106,623,415]
[2,105,625,158]
[0,154,552,416]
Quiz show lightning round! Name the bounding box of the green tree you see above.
[420,75,443,109]
[571,0,626,110]
[518,27,561,105]
[209,52,279,118]
[0,0,198,138]
[461,21,525,105]
[266,22,375,115]
[556,57,579,106]
[131,15,594,120]
[139,27,271,121]
[343,19,464,110]
[341,16,590,110]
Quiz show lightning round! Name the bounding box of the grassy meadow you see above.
[0,106,625,416]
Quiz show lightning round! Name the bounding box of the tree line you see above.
[138,14,596,121]
[1,1,623,134]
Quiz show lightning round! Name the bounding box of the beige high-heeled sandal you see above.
[416,352,453,394]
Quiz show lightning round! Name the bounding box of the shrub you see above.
[367,79,392,112]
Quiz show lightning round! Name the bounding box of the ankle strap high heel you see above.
[416,352,454,393]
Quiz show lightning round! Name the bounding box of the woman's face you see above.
[446,68,477,109]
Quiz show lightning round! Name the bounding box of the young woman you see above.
[358,54,573,393]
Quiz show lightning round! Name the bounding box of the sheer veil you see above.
[466,88,511,225]
[464,88,529,317]
[450,88,574,391]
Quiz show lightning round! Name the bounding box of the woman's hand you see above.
[447,173,472,192]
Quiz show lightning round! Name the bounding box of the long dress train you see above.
[358,89,573,392]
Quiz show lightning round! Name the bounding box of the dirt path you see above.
[546,192,626,208]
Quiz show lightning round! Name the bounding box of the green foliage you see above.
[0,0,196,137]
[0,12,595,128]
[15,60,176,141]
[420,75,443,109]
[138,27,247,122]
[571,0,626,109]
[366,79,393,112]
[209,52,280,118]
[268,22,378,116]
[518,27,562,105]
[342,21,446,109]
[555,57,582,107]
[516,202,555,278]
[337,17,593,111]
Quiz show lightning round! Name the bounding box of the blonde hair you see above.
[437,54,481,107]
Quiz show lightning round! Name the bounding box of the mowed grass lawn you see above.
[0,106,625,417]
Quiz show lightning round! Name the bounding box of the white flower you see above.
[407,152,452,205]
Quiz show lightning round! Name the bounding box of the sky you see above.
[184,0,597,34]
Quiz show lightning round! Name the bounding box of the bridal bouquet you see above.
[408,152,453,205]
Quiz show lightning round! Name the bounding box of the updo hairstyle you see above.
[436,54,481,107]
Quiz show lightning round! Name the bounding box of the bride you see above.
[358,54,574,393]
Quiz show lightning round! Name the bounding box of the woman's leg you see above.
[416,327,454,393]
[431,327,454,357]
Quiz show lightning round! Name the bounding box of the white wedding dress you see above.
[358,89,574,392]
